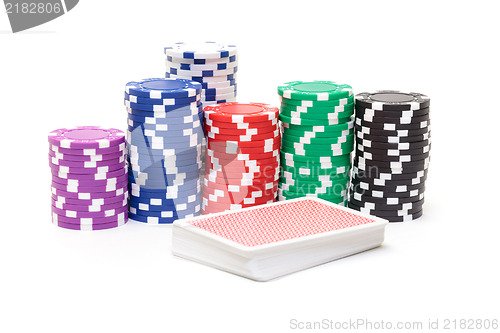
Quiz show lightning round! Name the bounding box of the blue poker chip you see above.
[127,149,202,163]
[127,143,202,156]
[125,78,201,99]
[125,99,200,111]
[128,178,200,190]
[176,62,235,71]
[129,210,200,224]
[127,119,203,131]
[129,184,200,198]
[204,85,237,96]
[130,204,201,219]
[165,72,236,83]
[128,123,203,137]
[129,160,202,173]
[127,137,203,150]
[166,54,237,64]
[129,156,201,168]
[199,80,236,90]
[167,66,238,78]
[129,196,201,211]
[163,42,237,60]
[129,170,200,181]
[127,111,203,125]
[129,189,200,204]
[128,128,204,143]
[124,92,201,106]
[125,107,202,118]
[203,92,237,102]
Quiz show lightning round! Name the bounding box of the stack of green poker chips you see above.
[277,81,355,204]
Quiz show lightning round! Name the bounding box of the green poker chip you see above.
[277,81,353,101]
[281,164,351,177]
[280,174,351,185]
[280,95,355,107]
[281,151,352,164]
[281,139,354,153]
[280,113,352,126]
[278,190,348,204]
[283,127,354,139]
[282,133,355,146]
[282,120,354,133]
[279,183,348,196]
[281,102,354,113]
[281,154,351,167]
[280,107,354,121]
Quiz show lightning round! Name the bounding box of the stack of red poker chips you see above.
[202,103,281,214]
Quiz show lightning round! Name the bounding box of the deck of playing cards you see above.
[172,197,388,281]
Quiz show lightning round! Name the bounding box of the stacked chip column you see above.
[125,78,204,224]
[164,42,237,105]
[277,81,355,205]
[202,103,281,214]
[48,127,128,230]
[349,91,431,222]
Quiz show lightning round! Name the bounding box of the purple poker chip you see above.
[52,197,128,212]
[52,168,127,180]
[49,161,126,174]
[52,219,127,231]
[49,142,126,156]
[48,126,125,149]
[49,155,125,168]
[51,204,128,218]
[52,211,128,224]
[52,193,128,206]
[51,174,128,186]
[48,149,124,162]
[51,180,128,193]
[51,186,127,199]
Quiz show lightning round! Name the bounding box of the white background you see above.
[1,1,499,332]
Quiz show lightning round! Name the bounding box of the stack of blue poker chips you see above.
[125,78,205,224]
[164,42,238,106]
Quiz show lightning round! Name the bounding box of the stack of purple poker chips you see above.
[48,126,129,230]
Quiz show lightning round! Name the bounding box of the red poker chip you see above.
[205,167,279,180]
[207,154,279,167]
[208,136,281,148]
[207,141,281,154]
[204,102,279,123]
[207,128,280,141]
[207,148,280,161]
[205,123,279,136]
[202,196,276,210]
[203,186,278,201]
[202,191,277,205]
[203,177,279,191]
[203,175,279,186]
[205,117,279,129]
[207,162,279,174]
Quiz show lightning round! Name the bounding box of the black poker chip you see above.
[356,112,430,125]
[352,166,428,181]
[351,179,426,192]
[356,138,431,150]
[350,184,426,198]
[356,131,431,143]
[354,124,430,137]
[355,149,430,163]
[349,206,424,222]
[351,190,425,204]
[355,106,430,119]
[349,196,425,211]
[349,200,423,215]
[355,117,430,131]
[354,155,429,169]
[355,91,431,111]
[356,143,431,156]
